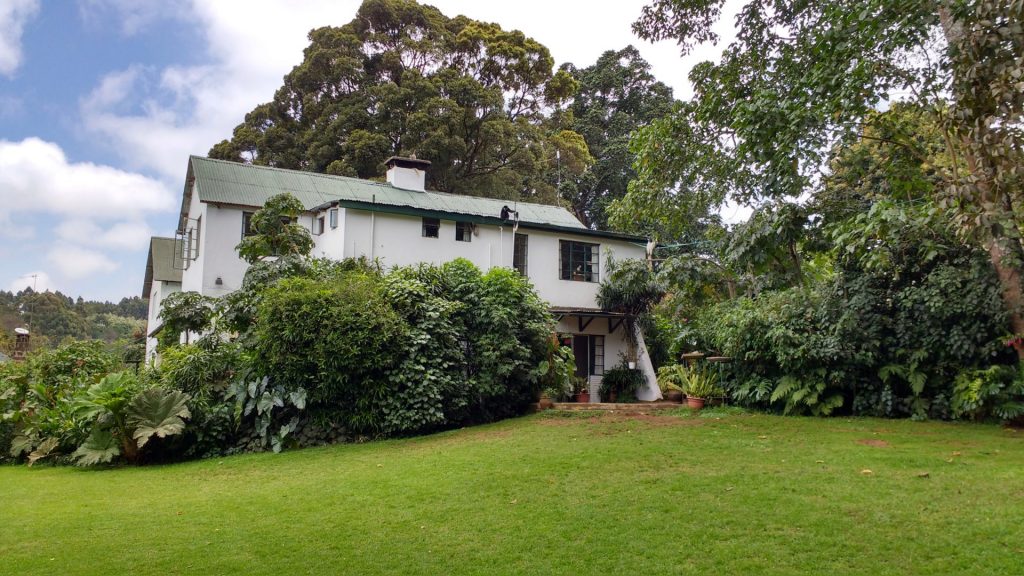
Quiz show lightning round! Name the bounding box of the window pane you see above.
[559,240,600,283]
[241,212,255,239]
[422,218,439,238]
[513,234,528,276]
[329,209,338,229]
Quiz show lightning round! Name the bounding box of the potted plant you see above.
[574,376,591,403]
[657,364,686,403]
[682,365,718,410]
[601,361,644,403]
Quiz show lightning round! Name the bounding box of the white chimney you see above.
[385,156,431,192]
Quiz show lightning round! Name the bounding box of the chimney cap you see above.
[384,156,432,170]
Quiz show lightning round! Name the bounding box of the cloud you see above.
[0,138,174,288]
[81,0,358,180]
[9,271,55,293]
[0,0,39,77]
[80,65,145,111]
[56,220,153,251]
[0,137,175,220]
[48,245,119,279]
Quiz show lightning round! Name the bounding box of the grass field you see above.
[2,409,1023,575]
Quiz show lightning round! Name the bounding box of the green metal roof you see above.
[187,156,592,231]
[142,237,182,298]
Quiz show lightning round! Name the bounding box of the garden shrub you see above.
[4,255,556,462]
[250,272,406,429]
[244,258,552,441]
[695,250,1013,419]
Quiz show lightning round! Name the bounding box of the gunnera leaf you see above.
[27,437,60,467]
[72,428,121,466]
[127,389,192,449]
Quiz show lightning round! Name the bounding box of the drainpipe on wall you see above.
[369,194,376,259]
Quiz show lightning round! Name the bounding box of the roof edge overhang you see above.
[311,199,648,243]
[142,238,156,298]
[549,307,627,317]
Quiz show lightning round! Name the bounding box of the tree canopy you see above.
[210,0,575,202]
[621,0,1024,356]
[210,0,678,219]
[559,46,676,227]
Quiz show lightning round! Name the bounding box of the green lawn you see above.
[2,409,1022,575]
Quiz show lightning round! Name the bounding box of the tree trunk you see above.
[940,3,1024,360]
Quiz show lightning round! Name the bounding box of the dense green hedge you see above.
[1,257,556,466]
[694,250,1017,419]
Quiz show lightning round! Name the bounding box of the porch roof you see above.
[549,307,626,318]
[550,307,627,334]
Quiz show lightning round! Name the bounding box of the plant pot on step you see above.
[686,396,705,409]
[575,391,591,403]
[665,390,683,403]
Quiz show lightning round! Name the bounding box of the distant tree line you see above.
[0,289,147,352]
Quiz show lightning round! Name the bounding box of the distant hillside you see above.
[0,289,146,352]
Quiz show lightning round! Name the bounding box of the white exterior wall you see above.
[343,209,510,271]
[180,198,646,313]
[521,228,646,308]
[158,194,657,401]
[145,279,180,363]
[196,204,250,297]
[313,207,347,257]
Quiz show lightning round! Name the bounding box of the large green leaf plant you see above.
[71,372,191,466]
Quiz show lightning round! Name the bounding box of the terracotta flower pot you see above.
[687,396,705,409]
[575,391,591,403]
[665,390,683,403]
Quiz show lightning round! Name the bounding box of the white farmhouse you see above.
[144,155,661,402]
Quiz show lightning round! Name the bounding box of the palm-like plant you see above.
[657,364,718,399]
[596,258,666,361]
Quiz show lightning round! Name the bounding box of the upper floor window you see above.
[560,240,599,282]
[513,233,528,276]
[455,221,473,242]
[329,208,339,229]
[422,217,439,238]
[241,211,256,240]
[315,216,325,235]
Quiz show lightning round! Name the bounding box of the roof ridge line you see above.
[190,155,574,213]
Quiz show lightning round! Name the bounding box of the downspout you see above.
[369,194,376,259]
